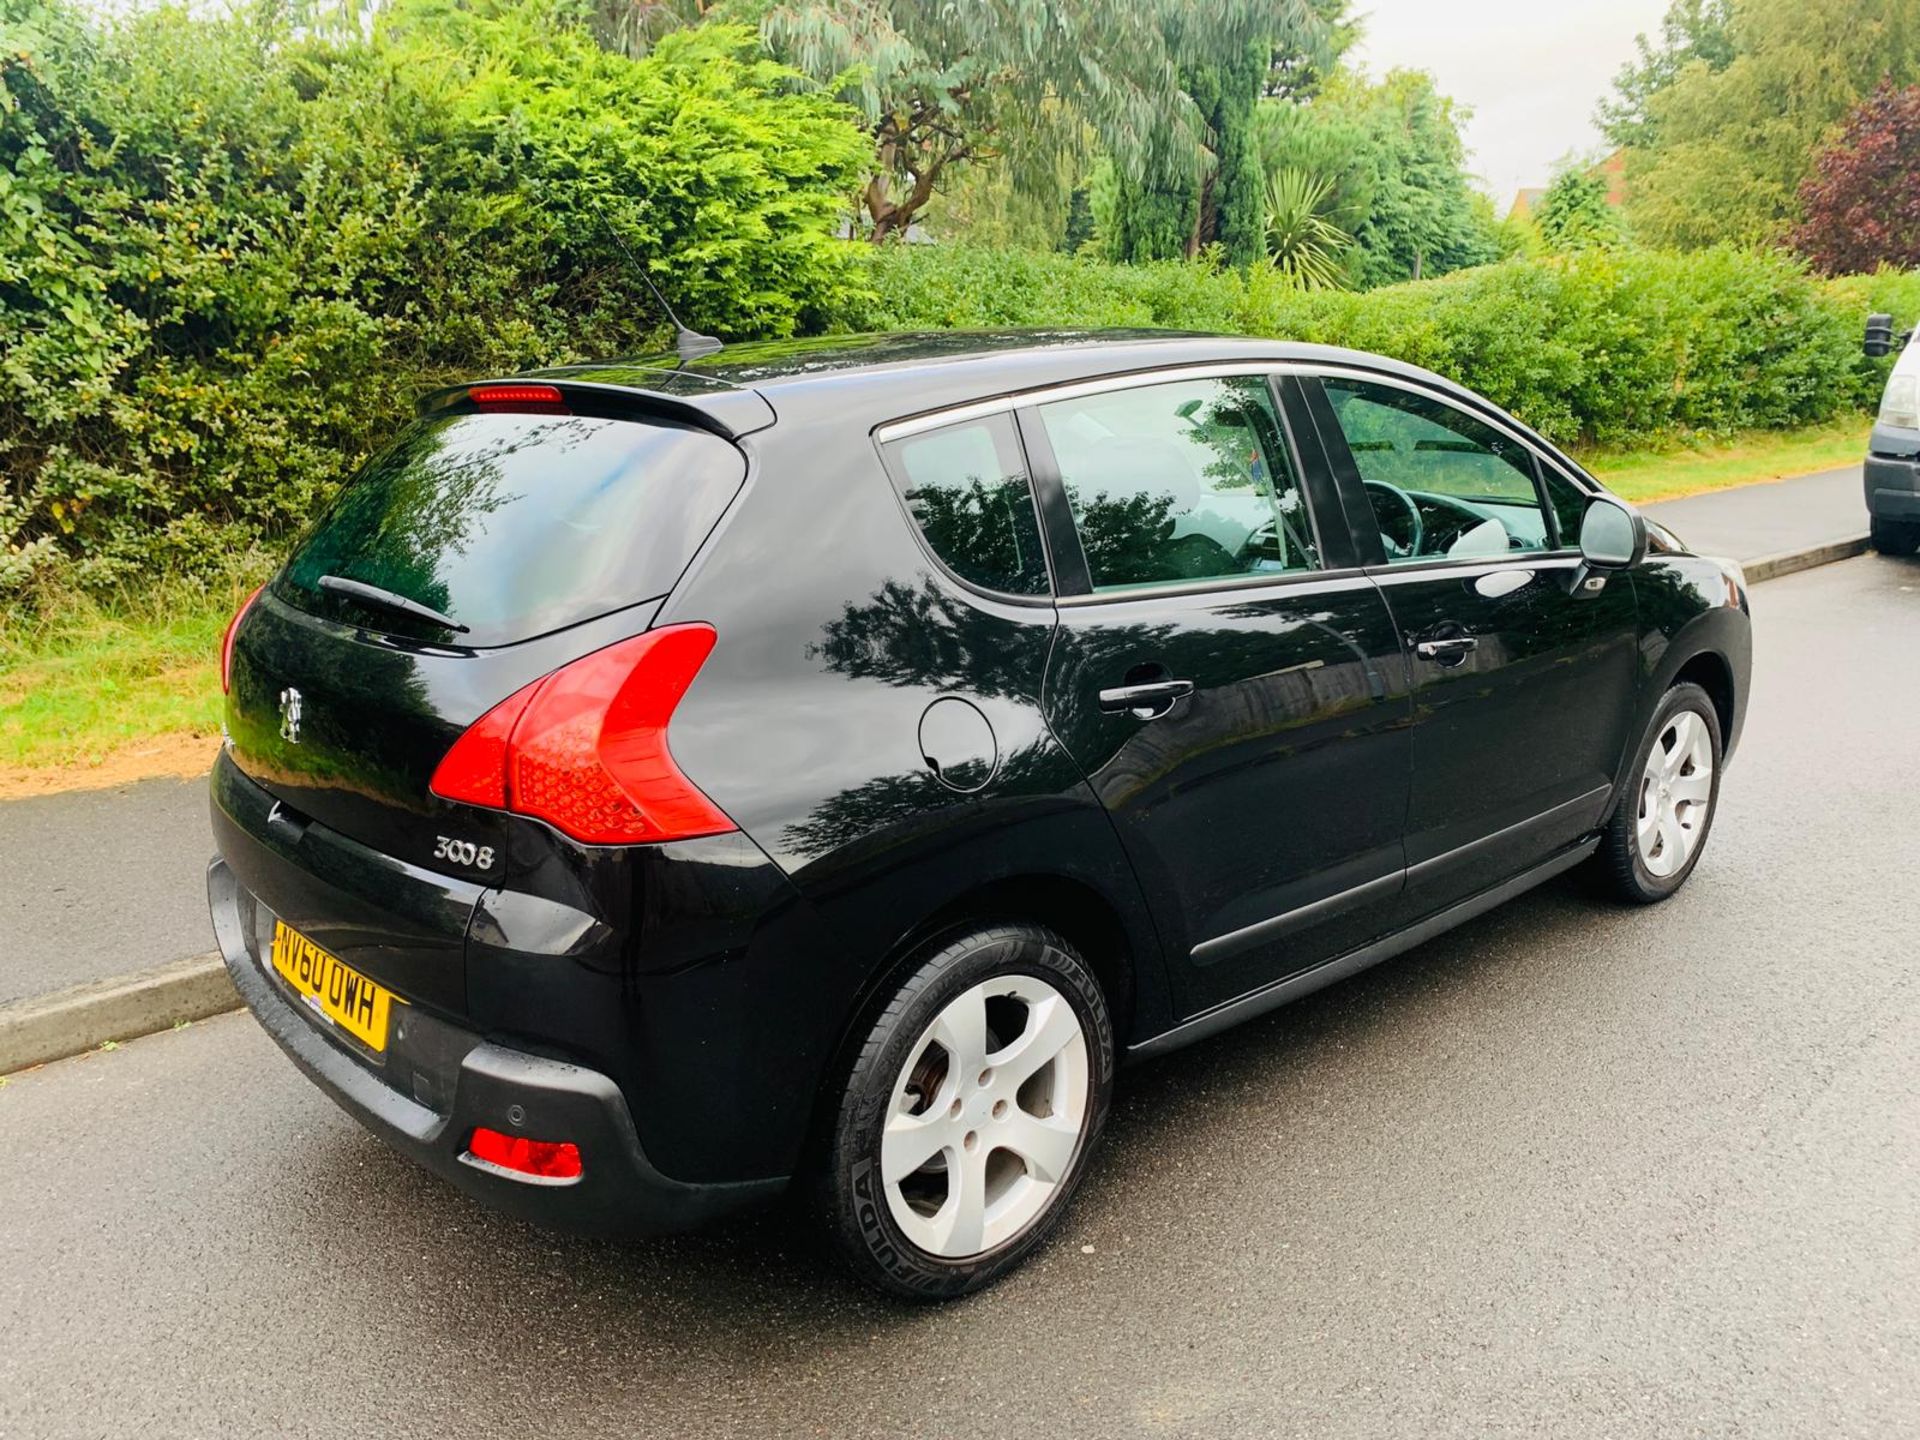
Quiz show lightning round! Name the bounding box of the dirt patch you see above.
[0,731,221,800]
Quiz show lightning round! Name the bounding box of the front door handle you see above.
[1099,679,1195,715]
[1414,636,1478,666]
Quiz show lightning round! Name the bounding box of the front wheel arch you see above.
[1592,680,1725,903]
[1671,650,1736,757]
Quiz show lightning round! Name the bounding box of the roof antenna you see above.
[597,203,724,365]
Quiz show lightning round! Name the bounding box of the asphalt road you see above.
[3,554,1918,1440]
[0,777,213,1004]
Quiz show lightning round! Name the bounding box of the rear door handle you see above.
[1099,679,1195,714]
[1414,637,1478,665]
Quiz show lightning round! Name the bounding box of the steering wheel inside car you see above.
[1365,479,1424,560]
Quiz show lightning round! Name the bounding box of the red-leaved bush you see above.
[1792,81,1920,276]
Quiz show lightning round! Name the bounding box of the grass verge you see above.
[1577,415,1868,504]
[0,416,1872,794]
[0,580,246,792]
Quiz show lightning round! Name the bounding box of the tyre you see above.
[1594,681,1723,905]
[820,922,1114,1300]
[1870,516,1920,556]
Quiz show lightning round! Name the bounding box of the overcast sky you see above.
[1347,0,1674,206]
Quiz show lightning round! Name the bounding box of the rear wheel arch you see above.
[902,874,1140,1042]
[800,872,1145,1176]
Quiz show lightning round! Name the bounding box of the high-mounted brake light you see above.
[430,624,734,845]
[466,1127,583,1182]
[220,582,266,694]
[467,383,567,414]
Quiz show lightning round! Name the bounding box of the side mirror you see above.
[1867,312,1897,358]
[1572,495,1646,593]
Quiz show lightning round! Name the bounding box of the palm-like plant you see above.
[1261,168,1351,289]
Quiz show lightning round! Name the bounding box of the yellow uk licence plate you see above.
[270,921,399,1053]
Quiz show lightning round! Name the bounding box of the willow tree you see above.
[1100,4,1342,266]
[747,0,1327,241]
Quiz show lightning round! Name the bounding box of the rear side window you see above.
[1037,375,1320,593]
[882,414,1050,596]
[278,414,744,646]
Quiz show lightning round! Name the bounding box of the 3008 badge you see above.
[433,835,495,869]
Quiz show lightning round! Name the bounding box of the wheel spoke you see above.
[930,1146,987,1256]
[1670,770,1712,806]
[1656,724,1685,778]
[930,986,989,1076]
[881,1109,954,1184]
[990,994,1082,1087]
[1656,811,1686,869]
[1636,785,1661,849]
[997,1110,1079,1184]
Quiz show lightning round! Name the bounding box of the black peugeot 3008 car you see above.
[208,331,1751,1298]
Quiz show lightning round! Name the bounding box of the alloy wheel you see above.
[1637,708,1714,878]
[880,975,1091,1259]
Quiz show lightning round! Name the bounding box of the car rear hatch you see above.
[219,386,751,1020]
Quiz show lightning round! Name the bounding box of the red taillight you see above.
[429,624,734,845]
[220,583,266,695]
[468,383,567,414]
[467,1127,583,1181]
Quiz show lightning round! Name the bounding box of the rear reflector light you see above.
[220,582,266,694]
[429,624,734,845]
[467,1127,583,1182]
[468,383,567,414]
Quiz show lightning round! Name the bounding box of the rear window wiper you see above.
[318,575,470,634]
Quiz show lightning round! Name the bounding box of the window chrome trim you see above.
[873,359,1600,501]
[1364,554,1582,584]
[1055,566,1377,608]
[873,362,1325,444]
[873,394,1021,444]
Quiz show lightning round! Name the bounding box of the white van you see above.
[1865,313,1920,554]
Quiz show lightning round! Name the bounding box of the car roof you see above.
[522,329,1487,434]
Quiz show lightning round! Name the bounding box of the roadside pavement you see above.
[1,777,212,1006]
[1643,464,1862,567]
[0,462,1875,1057]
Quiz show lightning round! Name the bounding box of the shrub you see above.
[1792,82,1920,276]
[0,0,867,597]
[855,243,1898,448]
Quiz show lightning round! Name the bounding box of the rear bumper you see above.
[208,856,784,1235]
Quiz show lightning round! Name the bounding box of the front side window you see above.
[884,413,1049,596]
[1037,375,1319,593]
[1323,378,1551,564]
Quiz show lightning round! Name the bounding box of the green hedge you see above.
[855,245,1920,450]
[0,0,865,597]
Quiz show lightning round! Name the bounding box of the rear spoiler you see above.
[418,377,775,441]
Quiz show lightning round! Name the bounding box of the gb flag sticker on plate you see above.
[269,920,401,1052]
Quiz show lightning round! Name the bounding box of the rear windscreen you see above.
[276,413,744,646]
